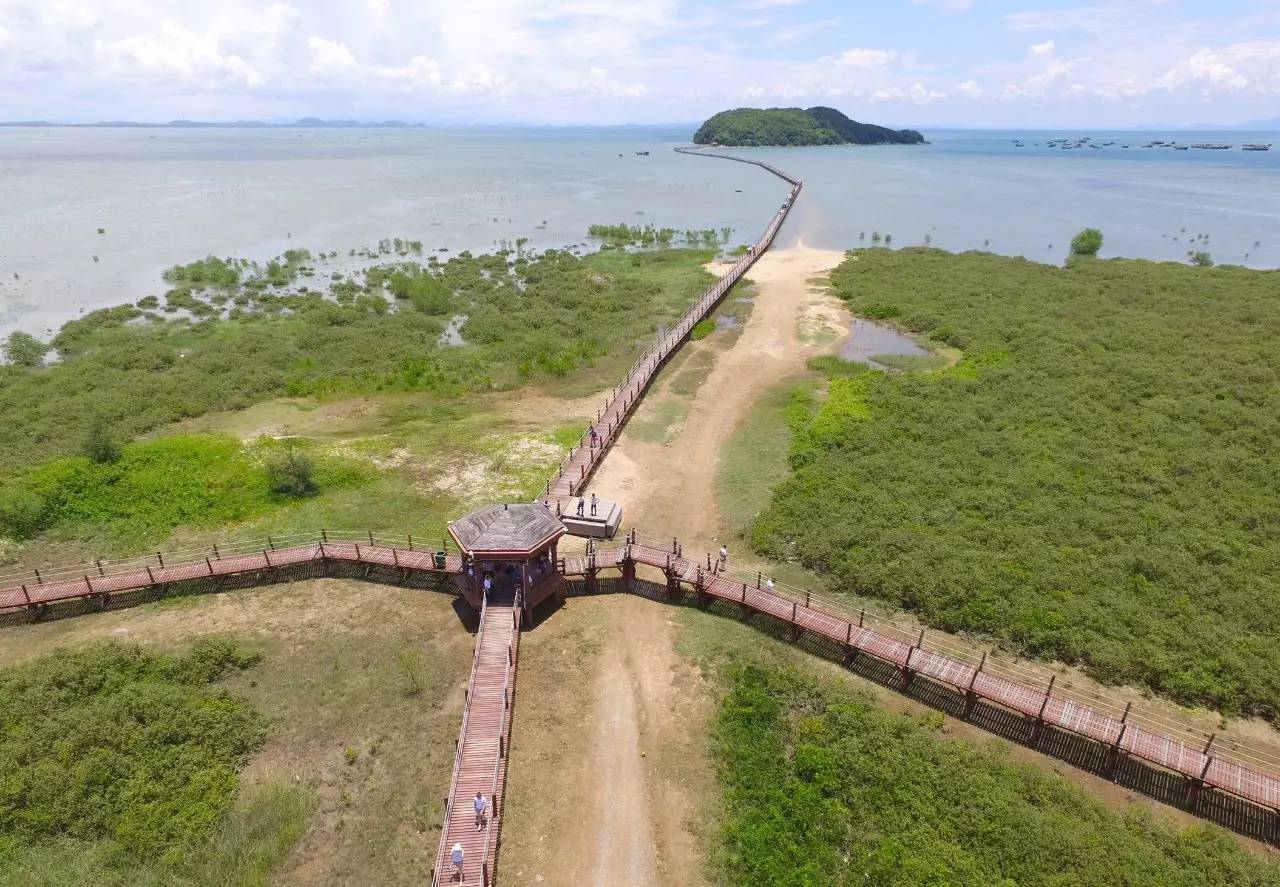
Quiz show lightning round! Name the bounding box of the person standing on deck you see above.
[718,545,728,572]
[589,425,599,448]
[474,792,487,830]
[590,493,598,516]
[576,497,585,517]
[451,842,464,880]
[482,574,492,601]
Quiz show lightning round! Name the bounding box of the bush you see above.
[2,332,48,368]
[265,441,318,497]
[690,318,716,340]
[0,640,265,862]
[1070,227,1103,257]
[1191,251,1214,267]
[82,417,121,464]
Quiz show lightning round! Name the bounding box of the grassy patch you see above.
[716,378,814,533]
[0,639,279,882]
[754,248,1280,719]
[627,399,691,445]
[690,318,716,340]
[713,663,1280,887]
[0,434,370,551]
[866,352,950,372]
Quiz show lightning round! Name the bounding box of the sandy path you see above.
[515,244,846,886]
[591,243,846,550]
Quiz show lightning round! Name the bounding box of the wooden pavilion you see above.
[448,503,566,624]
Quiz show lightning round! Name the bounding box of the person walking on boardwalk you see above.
[589,425,599,448]
[474,791,488,830]
[718,544,728,572]
[451,842,464,881]
[590,493,598,516]
[576,497,585,517]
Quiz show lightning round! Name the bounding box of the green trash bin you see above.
[434,550,447,569]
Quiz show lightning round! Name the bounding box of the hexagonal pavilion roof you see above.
[448,503,566,558]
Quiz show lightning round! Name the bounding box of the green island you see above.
[693,106,925,147]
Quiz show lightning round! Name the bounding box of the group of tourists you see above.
[575,492,599,518]
[447,792,490,880]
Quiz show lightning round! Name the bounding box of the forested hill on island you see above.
[692,106,926,147]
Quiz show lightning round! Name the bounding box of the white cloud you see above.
[94,23,268,89]
[308,36,359,77]
[1030,39,1055,57]
[956,79,983,97]
[912,0,973,11]
[836,48,897,68]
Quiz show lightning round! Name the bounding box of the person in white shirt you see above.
[451,842,464,879]
[718,545,728,571]
[474,792,487,830]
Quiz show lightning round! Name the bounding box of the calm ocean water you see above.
[2,125,1277,335]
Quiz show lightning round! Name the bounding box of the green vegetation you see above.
[0,640,287,884]
[1191,251,1214,267]
[693,106,924,147]
[0,247,714,479]
[163,255,242,288]
[587,223,729,249]
[714,663,1280,886]
[753,248,1280,718]
[0,434,368,548]
[690,318,716,340]
[1070,228,1104,257]
[2,333,48,369]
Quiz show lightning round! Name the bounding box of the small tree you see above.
[3,331,49,368]
[1070,228,1103,257]
[266,440,318,497]
[83,416,121,464]
[1190,251,1214,267]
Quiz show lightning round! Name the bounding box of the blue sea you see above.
[1,125,1277,335]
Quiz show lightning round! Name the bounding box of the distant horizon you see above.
[2,116,1278,133]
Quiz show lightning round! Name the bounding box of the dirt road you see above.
[502,244,848,886]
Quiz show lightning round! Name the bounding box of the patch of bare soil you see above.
[502,595,717,887]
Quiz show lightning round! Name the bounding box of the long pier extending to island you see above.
[544,146,800,506]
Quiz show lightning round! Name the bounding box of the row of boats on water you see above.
[1011,137,1272,152]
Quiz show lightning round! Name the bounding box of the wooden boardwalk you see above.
[544,148,801,505]
[604,536,1280,816]
[431,590,521,887]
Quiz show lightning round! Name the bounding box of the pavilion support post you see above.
[621,552,636,594]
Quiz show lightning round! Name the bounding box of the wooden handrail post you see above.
[213,543,221,559]
[368,530,375,545]
[145,566,155,584]
[96,559,104,576]
[322,529,328,542]
[156,552,164,567]
[205,557,214,575]
[267,535,275,550]
[858,608,865,627]
[1037,675,1056,721]
[408,534,414,550]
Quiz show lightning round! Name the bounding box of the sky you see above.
[0,0,1278,128]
